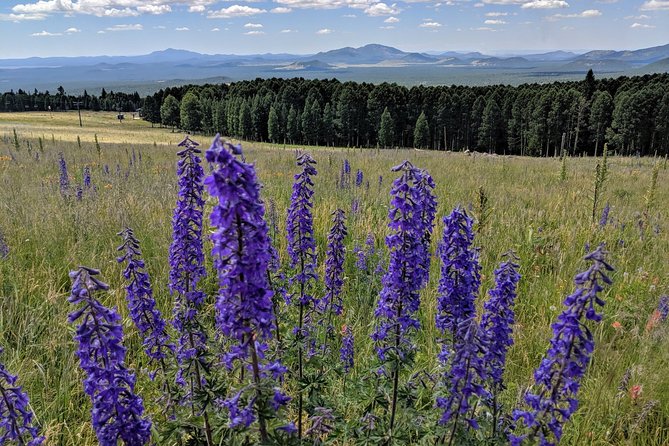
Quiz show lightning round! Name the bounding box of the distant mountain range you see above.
[1,43,668,94]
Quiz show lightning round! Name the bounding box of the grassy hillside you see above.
[0,112,668,445]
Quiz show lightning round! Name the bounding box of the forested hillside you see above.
[3,71,669,156]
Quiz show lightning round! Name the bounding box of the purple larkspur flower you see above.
[169,136,209,394]
[68,267,152,446]
[371,161,426,362]
[117,228,175,378]
[657,295,669,322]
[340,326,354,373]
[415,169,437,288]
[356,233,376,273]
[599,203,610,228]
[321,209,347,317]
[58,153,69,197]
[436,207,481,346]
[355,169,363,187]
[511,245,613,446]
[0,348,44,445]
[205,135,288,438]
[436,318,490,431]
[480,254,521,433]
[83,166,91,189]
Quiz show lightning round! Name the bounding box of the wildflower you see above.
[371,161,426,362]
[305,407,335,438]
[83,166,91,189]
[68,267,152,446]
[436,207,481,347]
[479,254,521,434]
[117,228,175,377]
[355,169,363,187]
[58,153,69,196]
[0,347,44,445]
[612,321,622,330]
[340,325,354,373]
[511,244,613,446]
[351,198,359,214]
[630,384,643,402]
[321,209,347,317]
[205,135,288,440]
[415,169,437,288]
[436,318,490,434]
[355,233,375,273]
[599,203,610,228]
[658,295,669,321]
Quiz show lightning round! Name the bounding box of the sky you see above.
[0,0,668,58]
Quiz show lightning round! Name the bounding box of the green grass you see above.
[1,112,668,445]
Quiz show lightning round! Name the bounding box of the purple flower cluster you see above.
[339,159,351,189]
[371,161,430,362]
[68,267,152,446]
[599,203,610,228]
[205,135,288,436]
[658,295,669,321]
[321,209,347,317]
[480,255,521,392]
[287,153,318,289]
[355,169,363,187]
[83,166,91,189]
[58,153,69,196]
[415,169,437,288]
[436,207,481,345]
[340,326,354,373]
[436,318,490,431]
[169,136,208,389]
[117,228,175,376]
[355,233,375,273]
[0,348,44,445]
[0,231,8,260]
[511,244,613,446]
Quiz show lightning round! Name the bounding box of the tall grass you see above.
[0,113,668,444]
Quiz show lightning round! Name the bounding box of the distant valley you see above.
[1,43,668,94]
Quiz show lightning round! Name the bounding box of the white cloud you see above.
[208,5,267,18]
[105,24,143,31]
[342,13,357,17]
[474,2,484,6]
[31,30,62,36]
[419,20,442,27]
[244,30,265,34]
[640,0,669,10]
[484,19,506,24]
[485,12,508,16]
[65,27,80,33]
[384,16,399,22]
[274,0,375,10]
[380,25,394,29]
[189,5,206,12]
[521,0,569,8]
[624,14,650,20]
[316,28,333,34]
[364,2,400,16]
[153,25,166,29]
[0,12,46,21]
[137,4,171,14]
[271,7,292,13]
[471,26,496,30]
[102,8,139,17]
[211,27,220,31]
[281,28,297,32]
[630,22,656,28]
[548,9,601,19]
[176,26,189,31]
[244,22,263,27]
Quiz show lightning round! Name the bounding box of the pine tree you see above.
[414,111,430,149]
[268,105,281,143]
[160,94,180,131]
[180,91,202,133]
[378,107,394,148]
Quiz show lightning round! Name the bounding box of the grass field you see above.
[0,111,668,445]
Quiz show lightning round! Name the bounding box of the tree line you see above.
[3,71,669,156]
[1,87,141,113]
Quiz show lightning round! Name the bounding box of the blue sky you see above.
[0,0,667,57]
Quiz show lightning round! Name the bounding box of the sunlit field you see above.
[0,111,668,445]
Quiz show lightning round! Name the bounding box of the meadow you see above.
[0,111,668,445]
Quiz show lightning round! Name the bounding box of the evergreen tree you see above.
[378,107,394,148]
[589,91,613,157]
[142,95,161,127]
[268,105,281,143]
[322,102,335,147]
[414,111,430,149]
[160,94,180,131]
[180,91,202,133]
[479,97,502,153]
[238,99,253,140]
[287,105,300,143]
